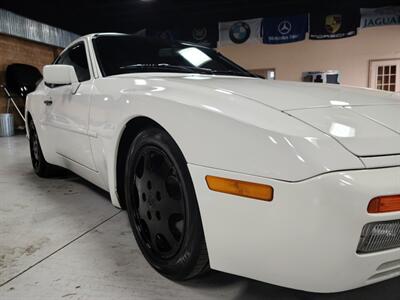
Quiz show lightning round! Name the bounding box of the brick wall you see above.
[0,33,62,128]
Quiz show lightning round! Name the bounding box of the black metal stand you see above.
[1,84,26,122]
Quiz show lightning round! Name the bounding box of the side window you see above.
[56,43,90,82]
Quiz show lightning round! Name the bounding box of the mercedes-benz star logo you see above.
[278,20,292,35]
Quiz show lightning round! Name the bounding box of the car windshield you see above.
[93,35,255,78]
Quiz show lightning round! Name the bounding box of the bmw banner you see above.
[261,15,308,44]
[361,6,400,28]
[310,10,359,40]
[219,18,262,46]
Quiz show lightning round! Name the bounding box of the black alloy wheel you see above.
[125,127,209,280]
[28,118,59,177]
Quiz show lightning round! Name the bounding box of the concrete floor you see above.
[1,136,400,300]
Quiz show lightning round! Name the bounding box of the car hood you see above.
[115,74,400,158]
[114,73,400,111]
[171,75,400,157]
[169,75,400,110]
[289,105,400,157]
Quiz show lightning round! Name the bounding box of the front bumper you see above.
[188,164,400,293]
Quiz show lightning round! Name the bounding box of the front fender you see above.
[89,76,364,206]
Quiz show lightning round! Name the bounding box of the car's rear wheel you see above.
[28,118,60,178]
[125,127,209,280]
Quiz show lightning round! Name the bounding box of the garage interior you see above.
[1,0,400,299]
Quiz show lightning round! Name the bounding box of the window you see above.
[92,35,254,78]
[370,59,400,92]
[377,65,396,92]
[56,42,90,82]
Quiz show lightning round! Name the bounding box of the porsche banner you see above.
[310,10,359,40]
[261,14,308,44]
[219,18,262,46]
[361,6,400,28]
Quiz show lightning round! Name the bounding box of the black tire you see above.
[125,127,209,280]
[28,118,60,178]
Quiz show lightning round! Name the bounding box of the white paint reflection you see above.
[284,137,295,148]
[304,136,320,148]
[268,136,278,144]
[343,174,354,180]
[215,89,233,95]
[134,79,147,85]
[184,75,210,80]
[151,86,165,92]
[329,123,355,138]
[296,155,305,163]
[202,105,221,113]
[330,100,349,106]
[339,179,353,186]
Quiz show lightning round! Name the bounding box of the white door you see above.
[369,59,400,92]
[44,42,97,171]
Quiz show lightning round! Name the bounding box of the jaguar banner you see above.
[310,10,359,40]
[219,18,262,46]
[361,6,400,28]
[261,14,308,44]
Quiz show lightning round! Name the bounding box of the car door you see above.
[44,42,97,171]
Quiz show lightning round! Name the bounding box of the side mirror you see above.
[43,65,78,86]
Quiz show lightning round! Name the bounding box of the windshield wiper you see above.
[120,63,214,74]
[210,70,254,77]
[120,63,254,77]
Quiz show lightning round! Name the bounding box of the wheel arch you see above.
[26,111,33,138]
[115,116,187,209]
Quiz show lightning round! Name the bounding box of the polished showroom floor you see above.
[1,135,400,300]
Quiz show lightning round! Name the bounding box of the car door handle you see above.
[44,100,53,106]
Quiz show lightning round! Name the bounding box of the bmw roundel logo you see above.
[229,21,251,44]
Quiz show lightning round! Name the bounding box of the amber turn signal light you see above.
[368,195,400,213]
[205,176,273,201]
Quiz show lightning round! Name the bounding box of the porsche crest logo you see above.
[325,15,342,34]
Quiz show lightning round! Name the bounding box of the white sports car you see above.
[26,33,400,293]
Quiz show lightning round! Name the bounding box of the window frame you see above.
[91,35,254,78]
[52,40,93,84]
[369,58,400,93]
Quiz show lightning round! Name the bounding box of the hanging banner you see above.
[310,10,359,40]
[147,28,177,41]
[176,24,219,48]
[219,18,262,46]
[261,14,308,44]
[147,24,218,48]
[361,6,400,28]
